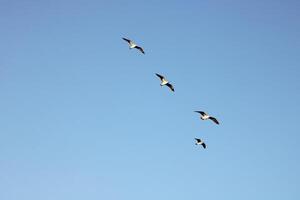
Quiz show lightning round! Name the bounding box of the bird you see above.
[155,73,175,92]
[195,138,206,149]
[194,111,219,125]
[122,37,145,54]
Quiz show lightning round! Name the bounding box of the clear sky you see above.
[0,0,299,199]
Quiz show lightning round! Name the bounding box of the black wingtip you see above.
[155,73,162,78]
[122,37,130,42]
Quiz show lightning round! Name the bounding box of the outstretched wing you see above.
[194,111,206,116]
[194,138,201,143]
[135,46,145,54]
[201,143,206,149]
[209,117,219,125]
[166,83,174,92]
[122,37,131,43]
[155,73,164,80]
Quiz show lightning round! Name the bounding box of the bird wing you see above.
[122,37,131,43]
[195,111,206,116]
[135,46,145,54]
[194,138,201,143]
[166,83,174,92]
[209,117,219,125]
[155,73,164,80]
[202,143,206,149]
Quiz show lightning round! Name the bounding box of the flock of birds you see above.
[122,37,220,149]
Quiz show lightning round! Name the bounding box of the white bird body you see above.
[122,37,145,54]
[129,42,137,49]
[160,79,169,86]
[195,111,219,125]
[195,138,206,149]
[201,115,210,120]
[195,140,203,145]
[155,73,174,92]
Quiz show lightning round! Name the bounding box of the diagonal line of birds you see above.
[122,37,220,150]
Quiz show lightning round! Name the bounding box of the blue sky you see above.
[0,0,299,199]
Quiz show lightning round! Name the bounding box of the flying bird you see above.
[122,37,145,54]
[194,111,219,125]
[195,138,206,149]
[155,73,175,92]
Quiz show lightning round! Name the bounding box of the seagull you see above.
[194,111,219,125]
[155,73,175,92]
[122,37,145,54]
[195,138,206,149]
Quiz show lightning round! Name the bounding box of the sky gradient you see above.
[1,0,299,199]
